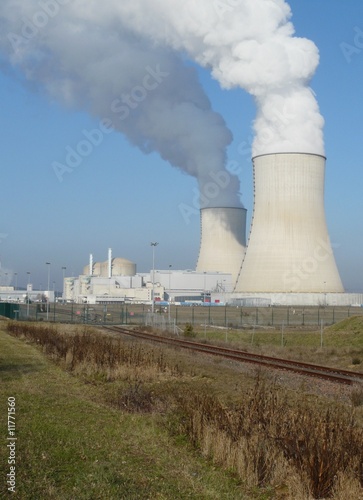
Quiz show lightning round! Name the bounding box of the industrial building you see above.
[0,285,55,304]
[63,249,233,305]
[62,153,362,308]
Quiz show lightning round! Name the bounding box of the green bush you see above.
[183,323,195,338]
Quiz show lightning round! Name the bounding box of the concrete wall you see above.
[228,292,363,307]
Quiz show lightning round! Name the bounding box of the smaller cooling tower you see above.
[235,153,344,293]
[196,207,247,284]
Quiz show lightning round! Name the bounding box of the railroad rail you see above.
[103,326,363,386]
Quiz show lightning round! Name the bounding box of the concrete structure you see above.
[64,274,148,304]
[235,153,344,293]
[64,248,234,304]
[227,292,363,307]
[196,207,247,284]
[83,256,136,278]
[64,269,234,305]
[0,284,55,303]
[152,269,233,302]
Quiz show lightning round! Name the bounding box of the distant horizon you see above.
[0,1,362,293]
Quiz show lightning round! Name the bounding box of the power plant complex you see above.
[63,153,362,307]
[1,2,361,310]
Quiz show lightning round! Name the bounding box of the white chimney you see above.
[108,248,112,278]
[89,254,93,276]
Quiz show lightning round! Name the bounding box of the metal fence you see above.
[6,302,363,329]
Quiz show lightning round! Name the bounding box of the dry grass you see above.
[350,384,363,407]
[176,374,363,498]
[6,322,182,383]
[6,321,363,499]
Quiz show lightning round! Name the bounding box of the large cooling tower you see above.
[196,207,247,284]
[235,153,344,293]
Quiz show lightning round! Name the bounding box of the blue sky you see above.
[0,0,362,292]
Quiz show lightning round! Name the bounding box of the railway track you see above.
[103,326,363,386]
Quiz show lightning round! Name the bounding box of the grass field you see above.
[0,328,246,499]
[1,319,363,499]
[189,317,363,371]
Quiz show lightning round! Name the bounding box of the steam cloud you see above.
[0,0,324,209]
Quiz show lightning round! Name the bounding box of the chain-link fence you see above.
[5,302,363,329]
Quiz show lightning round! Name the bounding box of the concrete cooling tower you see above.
[196,207,247,284]
[235,153,344,293]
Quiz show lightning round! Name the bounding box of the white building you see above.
[0,284,54,303]
[63,250,233,305]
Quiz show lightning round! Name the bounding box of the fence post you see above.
[251,325,255,345]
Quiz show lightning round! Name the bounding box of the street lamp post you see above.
[150,242,158,314]
[26,272,31,317]
[46,262,51,321]
[168,264,172,322]
[62,267,66,301]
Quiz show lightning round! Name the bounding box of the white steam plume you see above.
[0,1,241,208]
[0,0,325,214]
[94,0,325,156]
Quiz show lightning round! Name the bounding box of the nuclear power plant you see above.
[63,153,362,307]
[195,153,362,307]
